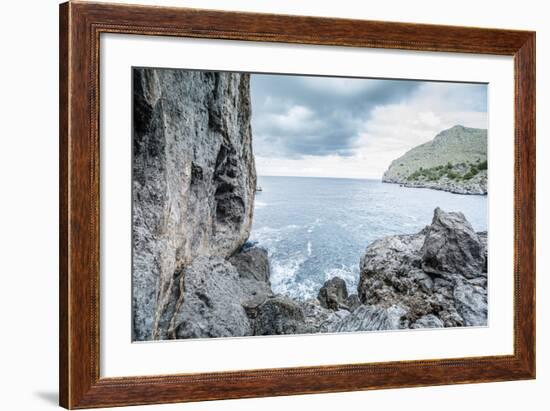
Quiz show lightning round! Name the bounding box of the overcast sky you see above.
[250,74,487,179]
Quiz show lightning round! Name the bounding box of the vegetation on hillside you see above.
[407,160,487,182]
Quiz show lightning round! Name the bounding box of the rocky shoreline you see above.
[383,171,487,195]
[132,70,487,341]
[145,207,487,339]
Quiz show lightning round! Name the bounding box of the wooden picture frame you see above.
[59,1,535,408]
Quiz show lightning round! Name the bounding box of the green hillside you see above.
[382,125,488,195]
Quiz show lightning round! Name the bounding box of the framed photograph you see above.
[59,1,535,409]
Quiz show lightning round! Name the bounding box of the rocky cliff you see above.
[382,125,487,195]
[132,69,256,340]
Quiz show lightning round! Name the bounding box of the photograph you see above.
[132,68,488,341]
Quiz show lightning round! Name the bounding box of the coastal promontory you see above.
[382,125,487,195]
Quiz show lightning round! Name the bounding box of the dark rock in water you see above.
[358,207,487,330]
[247,295,308,335]
[332,305,407,332]
[170,257,252,339]
[318,276,349,310]
[132,69,256,341]
[229,245,270,283]
[317,277,361,313]
[421,207,484,279]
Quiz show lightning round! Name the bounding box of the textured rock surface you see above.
[246,295,308,335]
[300,299,350,333]
[316,277,361,313]
[317,276,349,310]
[170,257,252,339]
[332,305,407,332]
[411,314,444,329]
[132,69,256,340]
[422,207,485,278]
[229,244,270,283]
[358,208,487,329]
[382,125,487,195]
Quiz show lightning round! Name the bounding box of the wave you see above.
[270,255,310,299]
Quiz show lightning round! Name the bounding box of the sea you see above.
[249,176,488,301]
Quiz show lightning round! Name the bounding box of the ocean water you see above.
[250,176,488,301]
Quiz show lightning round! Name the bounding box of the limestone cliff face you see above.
[132,68,256,341]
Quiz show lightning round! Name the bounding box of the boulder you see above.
[358,231,426,306]
[229,244,270,283]
[357,208,488,331]
[421,207,485,278]
[317,276,349,310]
[246,295,308,335]
[170,256,252,339]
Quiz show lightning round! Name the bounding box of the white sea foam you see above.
[249,224,301,246]
[270,255,308,299]
[250,176,487,302]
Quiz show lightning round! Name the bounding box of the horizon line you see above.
[258,174,382,181]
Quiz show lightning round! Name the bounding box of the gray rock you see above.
[300,299,350,333]
[246,295,308,335]
[357,208,487,330]
[346,294,362,312]
[332,305,407,333]
[317,276,349,310]
[132,69,256,340]
[170,256,252,339]
[358,230,426,306]
[422,207,485,278]
[411,314,444,329]
[453,277,488,326]
[477,231,488,272]
[229,245,270,283]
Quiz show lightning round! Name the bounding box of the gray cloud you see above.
[251,75,420,157]
[250,74,486,159]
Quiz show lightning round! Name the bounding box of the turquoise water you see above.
[250,176,488,300]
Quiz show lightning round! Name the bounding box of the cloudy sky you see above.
[250,74,487,179]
